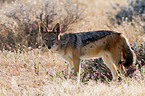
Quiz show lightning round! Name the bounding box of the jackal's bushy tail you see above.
[122,36,136,68]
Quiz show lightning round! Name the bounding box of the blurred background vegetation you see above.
[0,0,83,50]
[0,0,144,50]
[0,0,15,4]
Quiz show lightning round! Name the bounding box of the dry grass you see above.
[0,49,145,96]
[0,0,145,96]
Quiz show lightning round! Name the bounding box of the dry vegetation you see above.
[0,0,145,95]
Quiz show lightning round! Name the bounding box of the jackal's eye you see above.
[51,39,55,42]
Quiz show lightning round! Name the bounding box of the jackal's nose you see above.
[48,46,51,49]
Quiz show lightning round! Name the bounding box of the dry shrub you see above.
[81,58,113,83]
[0,0,83,50]
[39,0,83,33]
[107,0,145,27]
[132,43,145,69]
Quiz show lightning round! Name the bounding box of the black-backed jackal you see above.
[39,23,136,81]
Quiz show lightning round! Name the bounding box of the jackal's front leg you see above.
[72,48,81,76]
[73,58,81,76]
[103,54,119,81]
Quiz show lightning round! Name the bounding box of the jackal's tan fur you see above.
[39,23,136,80]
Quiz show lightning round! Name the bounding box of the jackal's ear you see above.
[39,23,48,35]
[52,23,60,35]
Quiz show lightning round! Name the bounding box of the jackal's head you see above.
[39,23,60,49]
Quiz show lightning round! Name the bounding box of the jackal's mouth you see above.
[45,45,56,50]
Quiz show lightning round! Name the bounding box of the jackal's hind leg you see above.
[109,48,127,77]
[102,54,119,81]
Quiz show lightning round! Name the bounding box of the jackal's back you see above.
[59,30,121,48]
[77,30,121,46]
